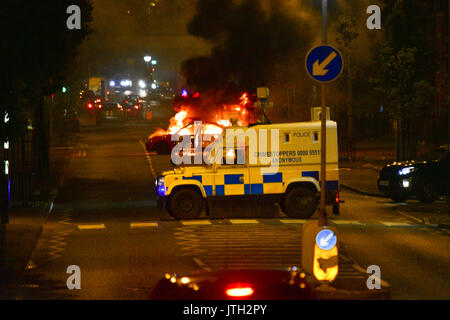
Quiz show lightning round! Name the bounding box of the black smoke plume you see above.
[181,0,311,92]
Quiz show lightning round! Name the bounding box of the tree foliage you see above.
[371,47,433,118]
[0,0,93,139]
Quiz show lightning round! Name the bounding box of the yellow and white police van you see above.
[155,121,340,220]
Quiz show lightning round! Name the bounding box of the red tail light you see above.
[225,284,254,297]
[98,104,102,109]
[87,103,93,109]
[134,105,139,110]
[335,190,339,204]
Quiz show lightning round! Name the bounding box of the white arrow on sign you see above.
[319,232,334,248]
[312,51,337,76]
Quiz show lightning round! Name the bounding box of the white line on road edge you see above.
[349,260,391,288]
[229,219,260,224]
[330,220,364,225]
[139,140,157,179]
[280,219,307,224]
[380,221,412,227]
[395,210,425,224]
[78,224,106,230]
[193,258,212,272]
[181,220,212,226]
[130,222,159,228]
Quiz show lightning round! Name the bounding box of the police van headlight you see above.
[156,176,165,196]
[398,167,415,176]
[156,176,164,187]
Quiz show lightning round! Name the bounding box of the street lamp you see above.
[144,56,152,63]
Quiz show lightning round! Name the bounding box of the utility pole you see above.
[319,0,328,227]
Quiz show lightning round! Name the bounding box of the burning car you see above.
[146,120,224,155]
[146,91,257,155]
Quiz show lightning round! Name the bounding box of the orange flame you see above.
[150,92,255,138]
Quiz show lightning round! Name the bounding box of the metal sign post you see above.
[306,45,343,227]
[301,1,342,286]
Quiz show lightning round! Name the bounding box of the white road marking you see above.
[280,219,307,224]
[181,220,212,226]
[229,219,259,224]
[380,221,412,227]
[130,222,159,228]
[78,224,106,230]
[193,258,212,272]
[139,140,156,178]
[331,220,364,225]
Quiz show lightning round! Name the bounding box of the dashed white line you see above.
[130,222,159,228]
[139,140,156,178]
[379,221,412,227]
[78,224,106,230]
[181,220,212,226]
[280,219,307,224]
[331,220,364,225]
[229,219,259,224]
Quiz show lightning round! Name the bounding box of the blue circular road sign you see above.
[315,229,337,251]
[306,45,343,83]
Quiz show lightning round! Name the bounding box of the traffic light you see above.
[62,86,67,93]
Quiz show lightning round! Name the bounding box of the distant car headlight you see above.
[398,167,415,175]
[402,180,410,188]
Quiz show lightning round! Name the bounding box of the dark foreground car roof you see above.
[150,269,317,300]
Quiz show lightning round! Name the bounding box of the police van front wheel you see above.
[167,188,203,220]
[282,187,317,219]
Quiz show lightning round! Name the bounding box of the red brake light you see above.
[98,104,102,109]
[88,103,93,109]
[134,105,139,110]
[225,284,254,298]
[335,191,339,204]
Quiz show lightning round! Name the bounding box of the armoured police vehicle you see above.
[156,121,340,220]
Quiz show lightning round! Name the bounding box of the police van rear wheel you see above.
[282,187,317,219]
[167,188,203,220]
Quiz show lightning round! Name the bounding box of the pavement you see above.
[0,138,74,294]
[340,161,384,197]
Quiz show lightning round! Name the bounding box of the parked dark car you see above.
[378,148,450,203]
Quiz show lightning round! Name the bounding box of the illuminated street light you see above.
[138,80,146,89]
[144,56,152,62]
[109,80,116,87]
[120,80,132,87]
